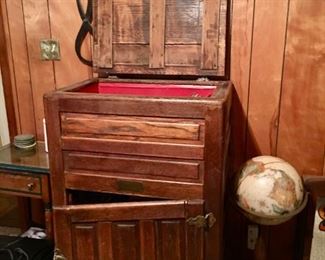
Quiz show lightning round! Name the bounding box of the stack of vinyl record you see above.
[14,134,36,150]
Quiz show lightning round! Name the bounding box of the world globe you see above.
[235,156,307,225]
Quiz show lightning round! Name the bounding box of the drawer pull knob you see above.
[27,182,35,191]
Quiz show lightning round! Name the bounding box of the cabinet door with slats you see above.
[93,0,228,77]
[54,200,204,260]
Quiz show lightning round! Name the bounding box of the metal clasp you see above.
[186,212,216,229]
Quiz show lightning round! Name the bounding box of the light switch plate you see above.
[40,39,61,60]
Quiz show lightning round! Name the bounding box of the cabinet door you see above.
[54,200,204,260]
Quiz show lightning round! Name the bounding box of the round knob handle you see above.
[27,182,35,191]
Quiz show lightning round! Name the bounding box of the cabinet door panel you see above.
[112,222,140,260]
[72,224,97,260]
[54,200,204,260]
[157,220,185,260]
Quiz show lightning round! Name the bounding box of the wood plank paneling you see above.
[227,1,255,259]
[48,0,92,87]
[277,0,325,176]
[229,0,255,170]
[22,0,55,140]
[5,0,35,135]
[246,0,289,157]
[0,1,18,139]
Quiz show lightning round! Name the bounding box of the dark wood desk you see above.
[0,142,52,238]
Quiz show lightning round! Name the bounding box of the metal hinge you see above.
[53,249,67,260]
[186,213,216,229]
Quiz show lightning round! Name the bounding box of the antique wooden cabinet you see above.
[44,0,231,259]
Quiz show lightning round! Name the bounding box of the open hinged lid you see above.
[93,0,229,79]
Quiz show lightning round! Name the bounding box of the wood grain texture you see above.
[22,0,55,140]
[64,152,202,182]
[157,220,185,260]
[229,0,254,171]
[165,0,202,44]
[5,0,35,135]
[112,222,140,260]
[97,222,113,260]
[48,0,92,87]
[65,173,203,199]
[277,0,325,176]
[217,0,228,75]
[73,224,97,260]
[61,113,202,141]
[149,0,165,68]
[0,172,41,195]
[185,200,204,260]
[139,220,156,260]
[0,1,18,140]
[54,200,204,260]
[201,0,220,70]
[53,209,73,260]
[95,0,113,68]
[246,0,289,157]
[228,1,325,260]
[112,0,149,44]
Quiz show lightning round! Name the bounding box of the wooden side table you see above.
[0,142,52,238]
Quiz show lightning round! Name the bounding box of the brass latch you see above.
[186,213,216,229]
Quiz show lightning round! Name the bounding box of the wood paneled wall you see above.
[0,0,324,259]
[228,0,324,259]
[0,0,92,141]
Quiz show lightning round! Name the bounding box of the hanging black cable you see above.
[75,0,93,67]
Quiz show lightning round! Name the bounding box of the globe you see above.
[234,156,307,225]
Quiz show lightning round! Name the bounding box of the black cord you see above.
[75,0,93,67]
[15,248,29,260]
[0,248,14,260]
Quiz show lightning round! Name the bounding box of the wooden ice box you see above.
[44,0,231,259]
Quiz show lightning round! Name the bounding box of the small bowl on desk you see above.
[13,134,36,151]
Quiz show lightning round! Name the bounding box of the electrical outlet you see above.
[247,224,259,250]
[40,39,60,60]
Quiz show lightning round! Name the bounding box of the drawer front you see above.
[63,151,203,199]
[0,172,41,195]
[64,152,203,182]
[65,173,203,200]
[61,113,205,159]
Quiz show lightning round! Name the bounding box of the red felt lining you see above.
[75,82,215,97]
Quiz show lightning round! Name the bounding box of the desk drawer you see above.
[63,151,203,199]
[61,113,205,159]
[0,172,41,195]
